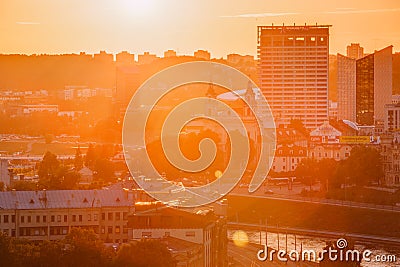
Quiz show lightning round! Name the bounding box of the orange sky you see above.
[1,0,399,57]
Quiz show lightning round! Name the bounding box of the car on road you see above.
[264,189,274,194]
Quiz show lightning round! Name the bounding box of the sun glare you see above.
[232,230,249,247]
[121,0,156,17]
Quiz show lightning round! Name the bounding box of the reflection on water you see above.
[228,230,399,267]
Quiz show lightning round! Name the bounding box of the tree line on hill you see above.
[0,54,115,90]
[0,113,121,143]
[295,146,383,190]
[292,146,400,205]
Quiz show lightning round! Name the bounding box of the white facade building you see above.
[384,103,400,132]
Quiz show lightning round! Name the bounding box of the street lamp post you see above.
[14,201,18,238]
[265,217,268,247]
[277,222,280,250]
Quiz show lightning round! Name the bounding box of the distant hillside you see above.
[0,54,257,92]
[0,54,115,90]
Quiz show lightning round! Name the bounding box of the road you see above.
[230,183,400,213]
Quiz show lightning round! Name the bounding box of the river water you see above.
[228,230,400,266]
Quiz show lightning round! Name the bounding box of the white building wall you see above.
[384,104,400,131]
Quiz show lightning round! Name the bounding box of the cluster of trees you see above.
[30,145,121,190]
[295,146,383,191]
[0,228,175,267]
[146,128,226,183]
[37,151,81,190]
[85,144,119,183]
[10,143,125,191]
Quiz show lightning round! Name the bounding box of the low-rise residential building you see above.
[308,144,352,161]
[272,145,307,173]
[128,203,227,267]
[0,156,43,186]
[271,143,353,174]
[57,110,84,118]
[276,127,309,147]
[60,86,113,100]
[78,166,94,185]
[0,189,134,243]
[310,121,342,144]
[9,104,59,116]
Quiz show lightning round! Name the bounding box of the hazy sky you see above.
[1,0,399,57]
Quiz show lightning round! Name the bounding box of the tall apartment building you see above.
[337,46,393,125]
[393,53,400,95]
[346,43,364,59]
[164,49,177,58]
[137,52,158,65]
[116,51,135,66]
[116,65,140,108]
[194,49,211,60]
[258,25,330,129]
[337,54,357,122]
[93,51,114,63]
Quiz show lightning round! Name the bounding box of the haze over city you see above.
[1,1,400,267]
[1,0,400,56]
